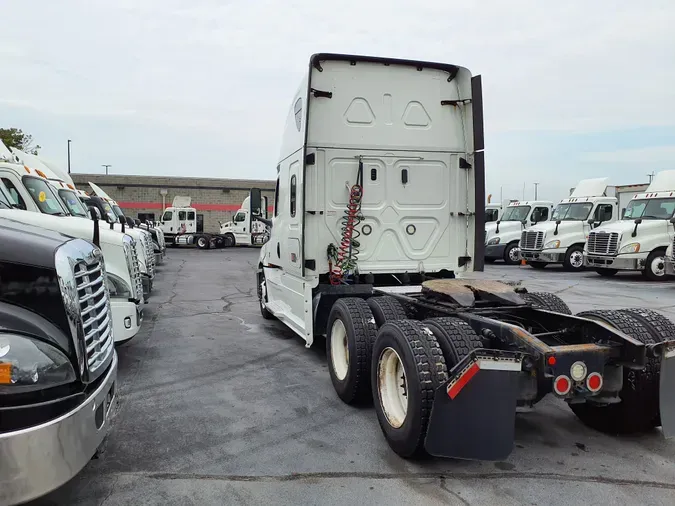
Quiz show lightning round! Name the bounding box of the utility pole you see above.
[534,182,540,200]
[500,186,503,203]
[522,182,525,200]
[102,164,111,175]
[647,171,655,183]
[67,139,72,174]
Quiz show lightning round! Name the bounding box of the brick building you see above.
[71,174,276,233]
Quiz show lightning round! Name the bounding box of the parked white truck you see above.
[158,193,269,249]
[0,144,144,343]
[484,200,554,264]
[256,53,675,462]
[519,178,618,271]
[584,170,675,280]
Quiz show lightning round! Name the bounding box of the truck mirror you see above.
[88,206,100,221]
[587,218,594,225]
[250,188,262,216]
[634,218,643,225]
[531,211,541,223]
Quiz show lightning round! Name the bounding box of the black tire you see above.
[257,270,274,320]
[223,234,235,248]
[422,317,483,368]
[326,298,378,404]
[520,292,572,314]
[595,268,618,277]
[196,235,210,250]
[528,261,547,269]
[643,249,667,281]
[367,296,408,328]
[485,258,496,264]
[503,242,520,265]
[570,310,660,434]
[563,245,585,271]
[214,236,225,249]
[371,320,448,458]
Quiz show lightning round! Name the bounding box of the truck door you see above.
[232,210,250,245]
[284,162,303,277]
[186,210,197,233]
[160,209,174,234]
[0,172,33,211]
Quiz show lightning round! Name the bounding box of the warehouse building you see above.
[71,174,276,233]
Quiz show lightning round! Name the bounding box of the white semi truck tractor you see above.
[484,200,554,264]
[519,178,618,271]
[257,53,675,462]
[0,147,144,344]
[584,170,675,280]
[158,194,269,249]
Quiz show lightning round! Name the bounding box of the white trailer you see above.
[256,53,675,461]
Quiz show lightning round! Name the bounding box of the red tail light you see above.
[586,372,603,393]
[553,375,571,396]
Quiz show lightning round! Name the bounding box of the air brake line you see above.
[329,158,364,285]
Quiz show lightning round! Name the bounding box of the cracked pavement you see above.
[31,250,675,505]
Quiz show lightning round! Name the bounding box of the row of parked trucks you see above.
[484,174,675,280]
[3,51,675,504]
[0,141,170,504]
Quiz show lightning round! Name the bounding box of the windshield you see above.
[112,205,125,218]
[485,208,499,222]
[623,198,675,220]
[0,185,12,209]
[501,205,531,221]
[551,203,593,221]
[58,189,89,217]
[22,176,66,216]
[99,200,117,223]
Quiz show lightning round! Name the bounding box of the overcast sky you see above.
[1,1,673,202]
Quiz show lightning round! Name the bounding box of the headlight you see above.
[545,240,561,249]
[488,237,500,245]
[106,273,132,298]
[0,333,76,393]
[619,243,640,254]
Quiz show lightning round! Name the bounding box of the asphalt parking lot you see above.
[34,249,675,506]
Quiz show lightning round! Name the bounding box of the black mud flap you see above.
[424,350,524,461]
[659,341,675,438]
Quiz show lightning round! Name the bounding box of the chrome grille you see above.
[520,230,544,250]
[126,236,144,300]
[587,231,620,255]
[74,259,113,374]
[142,233,155,277]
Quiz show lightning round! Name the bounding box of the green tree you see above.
[0,128,41,155]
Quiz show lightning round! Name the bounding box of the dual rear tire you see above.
[326,296,482,458]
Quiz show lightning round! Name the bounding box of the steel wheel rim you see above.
[378,347,408,429]
[509,247,520,262]
[330,319,349,381]
[570,251,584,268]
[652,256,665,277]
[198,237,206,247]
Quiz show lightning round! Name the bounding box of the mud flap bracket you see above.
[424,350,524,461]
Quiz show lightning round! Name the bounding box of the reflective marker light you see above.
[570,361,588,382]
[554,375,572,396]
[124,317,132,329]
[547,356,557,366]
[587,372,603,393]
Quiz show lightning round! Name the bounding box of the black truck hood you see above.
[0,217,73,268]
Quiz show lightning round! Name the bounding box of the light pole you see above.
[534,182,540,200]
[67,139,72,174]
[102,164,111,175]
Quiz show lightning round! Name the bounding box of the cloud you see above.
[583,145,675,164]
[0,0,673,197]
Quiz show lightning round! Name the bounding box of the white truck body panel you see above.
[570,177,610,198]
[260,54,483,344]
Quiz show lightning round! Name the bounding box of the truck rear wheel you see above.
[371,320,448,458]
[367,296,408,328]
[422,317,483,367]
[521,292,572,315]
[595,268,618,277]
[570,310,660,434]
[326,298,378,404]
[528,261,547,269]
[196,235,210,249]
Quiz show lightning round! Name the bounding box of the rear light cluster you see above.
[552,360,603,397]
